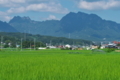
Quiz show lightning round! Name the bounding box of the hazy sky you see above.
[0,0,120,23]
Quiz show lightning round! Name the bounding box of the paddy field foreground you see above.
[0,50,120,80]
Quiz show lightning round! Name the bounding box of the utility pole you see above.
[40,42,41,47]
[73,41,75,47]
[34,38,36,50]
[16,42,17,51]
[1,36,3,50]
[69,33,71,38]
[50,40,52,46]
[15,37,17,51]
[21,38,22,51]
[30,42,31,51]
[24,30,26,41]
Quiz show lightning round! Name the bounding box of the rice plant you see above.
[0,50,120,80]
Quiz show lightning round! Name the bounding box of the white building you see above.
[65,44,71,48]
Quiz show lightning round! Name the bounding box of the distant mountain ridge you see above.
[9,11,120,41]
[9,16,61,35]
[0,21,18,32]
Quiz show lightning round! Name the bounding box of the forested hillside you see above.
[0,32,91,48]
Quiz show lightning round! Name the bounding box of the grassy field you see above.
[0,49,120,80]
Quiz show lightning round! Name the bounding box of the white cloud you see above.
[26,3,69,14]
[0,0,57,7]
[7,7,26,13]
[0,11,7,15]
[46,15,58,20]
[0,0,25,7]
[0,11,12,22]
[7,2,69,14]
[78,0,120,10]
[0,0,25,3]
[4,16,12,21]
[0,0,69,14]
[0,0,69,21]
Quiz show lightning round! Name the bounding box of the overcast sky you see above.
[0,0,120,23]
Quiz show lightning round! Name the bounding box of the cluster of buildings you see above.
[100,41,120,49]
[88,41,120,50]
[38,41,120,50]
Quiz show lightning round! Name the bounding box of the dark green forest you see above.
[0,32,91,48]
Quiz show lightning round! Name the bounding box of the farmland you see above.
[0,50,120,80]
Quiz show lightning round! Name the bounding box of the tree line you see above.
[0,32,92,48]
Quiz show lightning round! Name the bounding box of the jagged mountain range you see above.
[1,11,120,41]
[0,21,18,32]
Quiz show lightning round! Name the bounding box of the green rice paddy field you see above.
[0,49,120,80]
